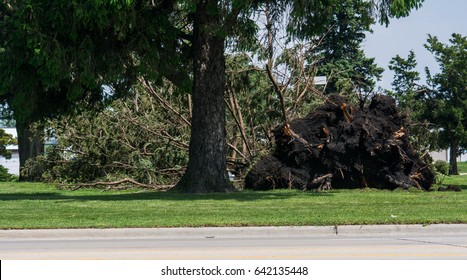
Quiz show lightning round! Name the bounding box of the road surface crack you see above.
[398,238,467,249]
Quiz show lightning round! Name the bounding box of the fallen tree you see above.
[245,94,435,191]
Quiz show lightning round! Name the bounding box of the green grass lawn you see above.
[1,174,466,229]
[458,161,467,173]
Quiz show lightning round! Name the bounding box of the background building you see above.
[0,127,19,175]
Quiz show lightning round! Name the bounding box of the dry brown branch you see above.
[225,90,252,158]
[311,173,333,184]
[124,116,189,149]
[226,66,263,74]
[231,87,250,157]
[266,63,288,124]
[138,77,191,126]
[264,3,288,124]
[340,103,353,123]
[312,174,333,191]
[282,123,311,147]
[393,127,405,139]
[64,178,174,191]
[227,142,248,160]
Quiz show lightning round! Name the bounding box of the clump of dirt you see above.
[245,94,435,191]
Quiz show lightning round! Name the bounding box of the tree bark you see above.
[173,0,235,193]
[16,120,44,181]
[449,139,459,175]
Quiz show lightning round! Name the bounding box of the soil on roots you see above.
[245,94,435,191]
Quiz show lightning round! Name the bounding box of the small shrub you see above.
[434,160,449,175]
[0,165,14,182]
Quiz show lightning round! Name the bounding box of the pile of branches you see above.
[25,79,190,190]
[245,94,435,191]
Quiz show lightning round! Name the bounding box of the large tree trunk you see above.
[449,139,459,175]
[16,120,44,181]
[173,0,235,193]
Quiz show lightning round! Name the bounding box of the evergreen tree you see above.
[388,50,421,111]
[387,50,436,155]
[312,0,384,104]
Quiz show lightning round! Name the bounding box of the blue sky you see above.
[363,0,467,90]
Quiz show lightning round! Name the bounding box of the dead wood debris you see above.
[62,178,174,191]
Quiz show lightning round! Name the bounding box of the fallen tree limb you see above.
[62,178,174,191]
[311,173,333,191]
[311,173,333,184]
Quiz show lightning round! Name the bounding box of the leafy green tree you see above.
[1,0,424,192]
[0,127,16,181]
[0,128,16,159]
[387,50,421,110]
[422,33,467,175]
[0,0,189,180]
[386,50,438,155]
[312,0,384,105]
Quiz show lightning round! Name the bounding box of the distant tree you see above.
[386,50,438,155]
[0,104,16,128]
[387,50,421,111]
[312,0,384,106]
[0,127,16,183]
[0,128,16,159]
[422,33,467,175]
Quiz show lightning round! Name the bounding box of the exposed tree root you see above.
[245,94,435,191]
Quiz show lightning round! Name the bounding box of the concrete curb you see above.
[1,224,466,240]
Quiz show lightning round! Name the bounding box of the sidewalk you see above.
[1,224,466,240]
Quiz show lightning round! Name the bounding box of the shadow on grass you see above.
[0,189,333,202]
[438,184,467,191]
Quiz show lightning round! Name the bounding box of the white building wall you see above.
[430,149,466,163]
[0,127,20,175]
[430,150,449,162]
[0,152,20,175]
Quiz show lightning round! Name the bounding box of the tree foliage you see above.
[422,33,467,174]
[388,50,421,110]
[1,0,191,180]
[26,79,190,186]
[0,128,16,182]
[0,128,16,159]
[386,50,436,154]
[312,0,384,103]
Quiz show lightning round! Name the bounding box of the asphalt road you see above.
[1,225,467,260]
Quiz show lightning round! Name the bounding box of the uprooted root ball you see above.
[245,94,435,191]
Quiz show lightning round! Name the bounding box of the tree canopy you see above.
[312,0,383,102]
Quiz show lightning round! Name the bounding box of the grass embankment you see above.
[1,173,466,229]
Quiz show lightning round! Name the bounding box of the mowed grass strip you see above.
[457,161,467,173]
[0,176,466,229]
